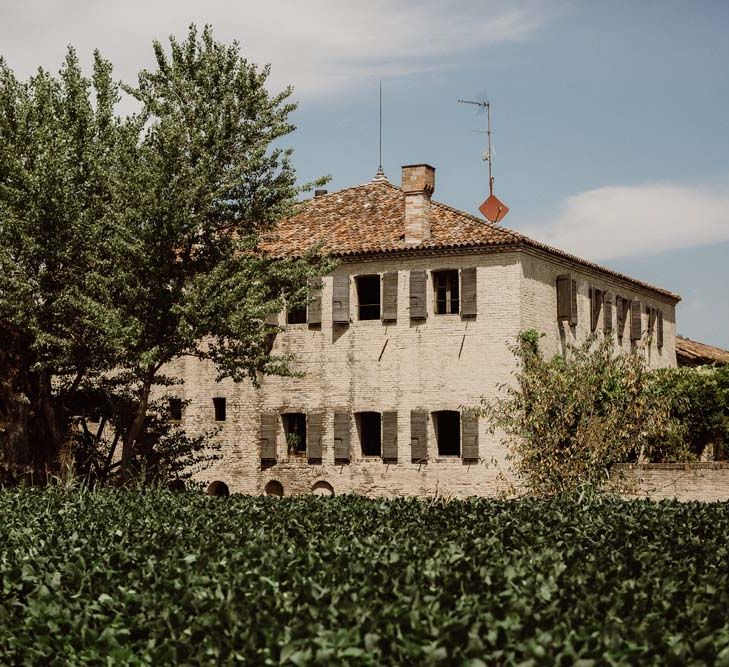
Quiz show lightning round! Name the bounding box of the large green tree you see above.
[0,26,330,483]
[0,49,128,480]
[111,25,331,477]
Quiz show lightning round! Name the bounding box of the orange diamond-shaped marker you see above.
[479,194,509,223]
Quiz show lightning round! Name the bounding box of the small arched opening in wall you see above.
[264,480,284,497]
[168,479,186,492]
[311,480,334,496]
[206,480,230,497]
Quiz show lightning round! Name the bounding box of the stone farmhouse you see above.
[168,164,680,498]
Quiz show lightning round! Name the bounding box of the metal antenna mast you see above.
[379,81,383,173]
[458,99,493,194]
[458,98,509,222]
[373,81,387,181]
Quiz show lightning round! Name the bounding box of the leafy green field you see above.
[1,491,728,665]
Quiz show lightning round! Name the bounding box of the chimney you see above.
[402,164,435,244]
[314,189,328,198]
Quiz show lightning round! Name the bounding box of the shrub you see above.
[479,331,689,497]
[650,364,729,459]
[0,490,728,665]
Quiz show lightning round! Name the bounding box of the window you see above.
[433,410,460,456]
[286,307,307,324]
[356,275,381,320]
[356,411,382,456]
[169,398,183,421]
[213,397,226,422]
[433,270,459,314]
[282,413,307,455]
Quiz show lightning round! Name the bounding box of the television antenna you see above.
[458,98,509,223]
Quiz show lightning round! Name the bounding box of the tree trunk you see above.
[120,368,156,481]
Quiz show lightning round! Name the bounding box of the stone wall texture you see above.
[613,463,729,502]
[163,248,682,499]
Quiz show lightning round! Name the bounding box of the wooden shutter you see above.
[648,306,656,336]
[382,271,398,322]
[603,292,614,333]
[382,411,398,460]
[657,310,664,348]
[556,274,571,320]
[409,270,427,320]
[461,411,479,460]
[410,411,428,462]
[616,297,627,338]
[460,267,477,317]
[306,412,323,460]
[260,413,277,460]
[332,274,349,324]
[570,279,578,326]
[630,300,642,341]
[307,277,322,326]
[590,287,603,332]
[333,412,350,461]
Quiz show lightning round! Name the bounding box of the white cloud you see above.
[520,179,729,261]
[0,0,560,97]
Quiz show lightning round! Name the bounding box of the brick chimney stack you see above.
[402,164,435,245]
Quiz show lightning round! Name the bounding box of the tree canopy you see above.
[0,25,331,484]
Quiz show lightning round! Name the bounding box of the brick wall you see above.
[163,247,681,498]
[613,463,729,501]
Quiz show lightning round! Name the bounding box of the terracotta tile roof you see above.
[262,177,680,302]
[676,335,729,366]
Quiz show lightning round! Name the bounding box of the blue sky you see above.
[2,1,728,346]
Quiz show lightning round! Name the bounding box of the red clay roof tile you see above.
[261,178,680,302]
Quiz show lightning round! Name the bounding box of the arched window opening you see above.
[264,480,284,497]
[207,480,230,497]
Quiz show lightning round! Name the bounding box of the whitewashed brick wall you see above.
[163,248,680,498]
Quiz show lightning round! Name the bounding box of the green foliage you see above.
[480,332,689,497]
[0,25,333,481]
[0,491,727,664]
[69,379,221,486]
[650,365,729,459]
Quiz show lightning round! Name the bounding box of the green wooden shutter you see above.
[460,267,477,317]
[570,279,578,326]
[556,274,571,320]
[307,277,322,326]
[332,274,349,324]
[333,412,350,461]
[409,270,427,320]
[461,411,479,460]
[657,310,664,348]
[630,300,642,341]
[306,412,323,460]
[603,292,614,333]
[382,271,398,322]
[260,413,277,460]
[382,411,398,461]
[410,411,428,462]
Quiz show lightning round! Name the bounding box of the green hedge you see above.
[1,491,728,665]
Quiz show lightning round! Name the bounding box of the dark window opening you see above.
[169,398,183,421]
[207,480,230,497]
[356,411,382,456]
[433,270,459,315]
[434,410,460,456]
[265,480,284,497]
[282,412,307,454]
[356,275,381,320]
[213,397,226,422]
[287,307,307,324]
